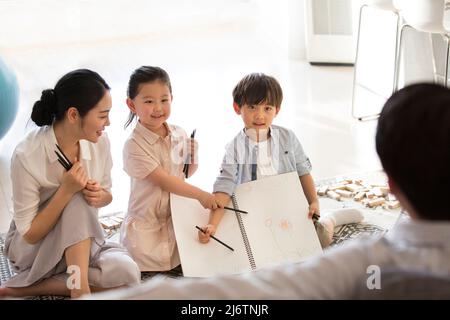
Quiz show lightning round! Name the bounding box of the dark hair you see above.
[376,83,450,220]
[125,66,172,128]
[232,73,283,108]
[31,69,110,126]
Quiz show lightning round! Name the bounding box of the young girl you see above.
[121,66,220,272]
[0,69,140,299]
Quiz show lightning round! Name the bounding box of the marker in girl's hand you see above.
[183,129,197,178]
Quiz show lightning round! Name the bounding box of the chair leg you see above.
[444,35,449,87]
[392,12,401,93]
[351,4,367,120]
[396,26,449,89]
[394,23,411,91]
[352,6,400,121]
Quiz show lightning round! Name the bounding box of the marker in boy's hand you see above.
[308,201,320,219]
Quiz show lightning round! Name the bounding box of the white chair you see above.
[367,0,396,11]
[395,0,449,89]
[352,0,402,121]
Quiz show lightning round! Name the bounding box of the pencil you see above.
[183,129,196,178]
[55,144,73,170]
[223,206,248,214]
[195,225,234,252]
[57,158,69,171]
[54,150,71,171]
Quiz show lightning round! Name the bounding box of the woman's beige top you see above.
[11,125,112,236]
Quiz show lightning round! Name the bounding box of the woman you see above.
[0,69,140,298]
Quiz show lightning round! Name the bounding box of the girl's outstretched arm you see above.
[148,166,220,210]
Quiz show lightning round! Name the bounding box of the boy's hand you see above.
[308,200,320,219]
[198,224,216,243]
[82,180,104,208]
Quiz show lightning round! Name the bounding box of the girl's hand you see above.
[198,191,221,210]
[214,193,229,208]
[82,180,104,208]
[308,200,320,219]
[61,158,88,195]
[198,224,216,243]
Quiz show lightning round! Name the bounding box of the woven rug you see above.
[0,216,401,299]
[0,171,403,299]
[317,170,404,246]
[0,236,14,287]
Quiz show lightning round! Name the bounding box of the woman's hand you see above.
[82,180,106,208]
[61,158,88,195]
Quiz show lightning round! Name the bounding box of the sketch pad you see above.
[171,171,323,277]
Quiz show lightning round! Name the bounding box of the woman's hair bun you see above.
[31,89,56,126]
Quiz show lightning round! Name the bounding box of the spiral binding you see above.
[232,194,256,270]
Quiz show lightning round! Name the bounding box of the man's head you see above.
[376,83,450,220]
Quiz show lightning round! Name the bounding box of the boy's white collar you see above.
[243,127,272,142]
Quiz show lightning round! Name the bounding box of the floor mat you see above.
[0,171,404,299]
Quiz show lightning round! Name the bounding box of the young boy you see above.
[198,73,361,248]
[87,82,450,300]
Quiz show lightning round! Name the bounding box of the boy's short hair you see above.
[232,73,283,108]
[376,83,450,220]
